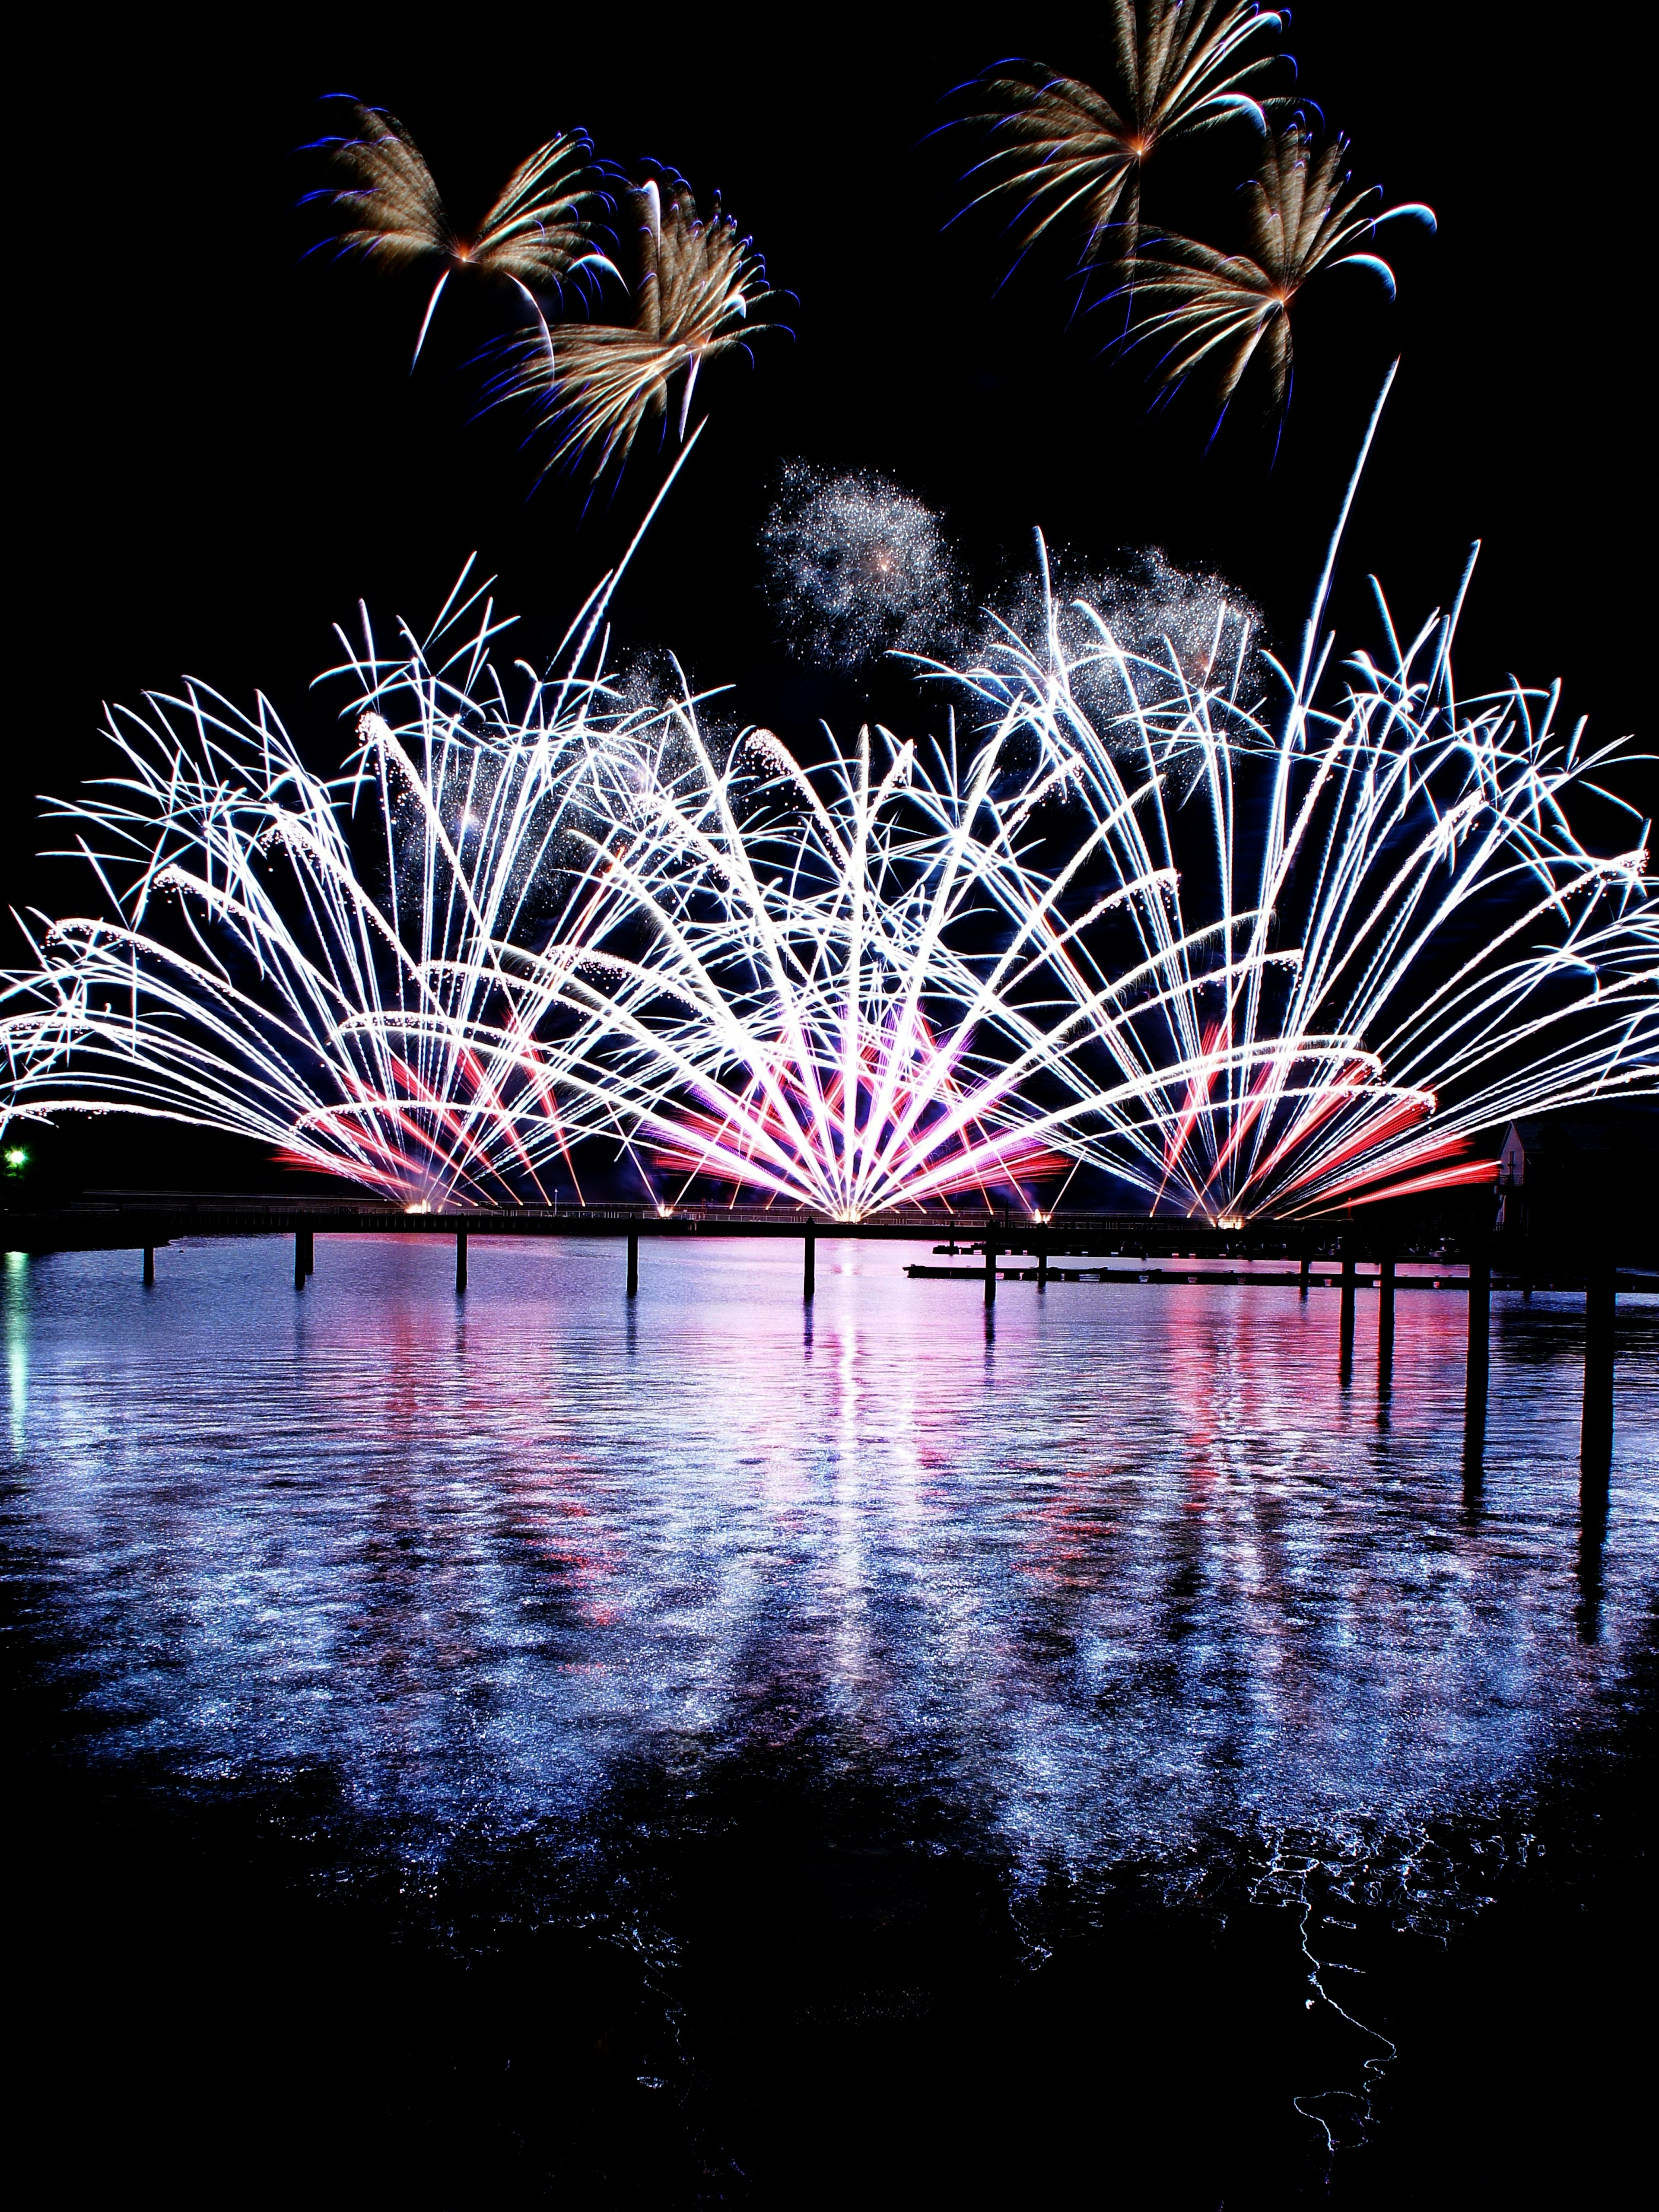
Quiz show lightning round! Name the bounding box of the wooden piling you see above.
[142,1245,155,1287]
[803,1224,816,1301]
[626,1230,639,1297]
[455,1228,468,1295]
[984,1239,998,1306]
[1580,1249,1615,1479]
[1299,1240,1311,1299]
[294,1226,312,1292]
[1464,1230,1490,1455]
[1466,1237,1490,1389]
[1338,1238,1356,1380]
[1377,1255,1395,1382]
[1037,1236,1049,1290]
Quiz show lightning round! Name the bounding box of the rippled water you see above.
[5,1236,1653,1858]
[4,1235,1654,2199]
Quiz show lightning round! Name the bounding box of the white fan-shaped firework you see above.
[5,515,1654,1221]
[941,537,1657,1218]
[524,696,1075,1217]
[0,568,658,1206]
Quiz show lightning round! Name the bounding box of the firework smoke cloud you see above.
[762,463,966,671]
[977,545,1267,766]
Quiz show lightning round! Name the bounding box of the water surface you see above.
[4,1236,1653,2201]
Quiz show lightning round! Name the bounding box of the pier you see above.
[4,1190,1649,1481]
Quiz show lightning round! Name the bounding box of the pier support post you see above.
[626,1231,638,1298]
[1580,1249,1615,1481]
[1464,1227,1490,1459]
[1037,1236,1049,1290]
[455,1228,468,1296]
[803,1224,816,1301]
[1378,1255,1395,1385]
[984,1239,998,1307]
[1338,1237,1356,1381]
[142,1245,155,1287]
[294,1226,312,1292]
[1299,1239,1311,1300]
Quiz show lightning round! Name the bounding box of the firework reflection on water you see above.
[6,1235,1652,1865]
[6,1236,1653,2180]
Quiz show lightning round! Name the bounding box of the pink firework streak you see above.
[644,1016,1069,1214]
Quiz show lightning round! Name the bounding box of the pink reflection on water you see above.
[0,1236,1653,1864]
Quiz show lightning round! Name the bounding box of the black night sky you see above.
[12,4,1651,915]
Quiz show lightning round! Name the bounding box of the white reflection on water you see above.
[2,1235,1654,1870]
[5,1248,27,1459]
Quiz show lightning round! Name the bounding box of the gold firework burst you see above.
[1128,121,1435,410]
[506,176,780,481]
[311,102,610,362]
[960,2,1285,262]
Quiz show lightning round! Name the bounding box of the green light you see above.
[3,1149,25,1168]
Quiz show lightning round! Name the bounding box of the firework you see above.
[308,101,610,363]
[958,3,1285,264]
[6,473,1653,1222]
[1126,121,1436,411]
[971,545,1265,778]
[501,176,780,481]
[762,464,966,670]
[519,701,1077,1217]
[0,568,658,1207]
[941,535,1657,1218]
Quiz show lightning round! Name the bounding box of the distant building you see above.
[1495,1109,1659,1243]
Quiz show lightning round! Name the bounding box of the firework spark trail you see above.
[0,567,672,1207]
[516,699,1078,1217]
[938,536,1657,1217]
[966,543,1267,784]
